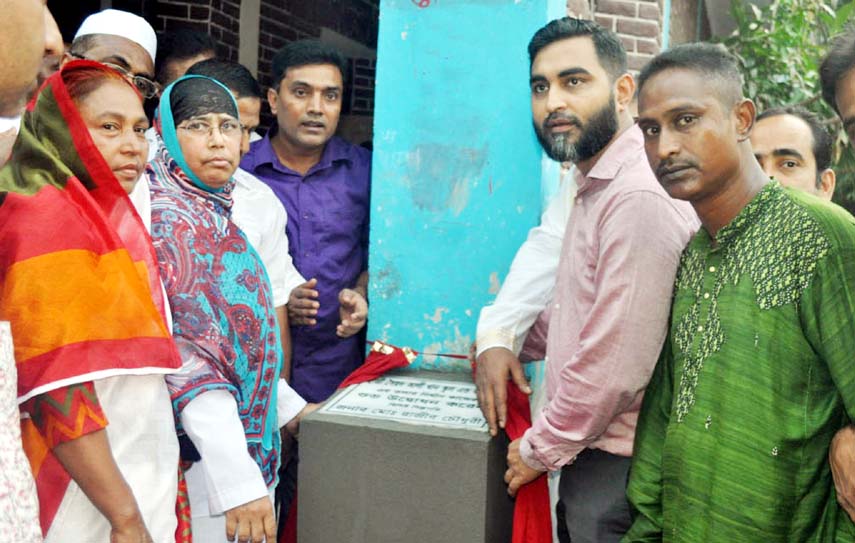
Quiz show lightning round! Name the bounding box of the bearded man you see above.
[495,17,698,542]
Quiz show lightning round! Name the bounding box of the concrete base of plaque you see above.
[298,371,514,543]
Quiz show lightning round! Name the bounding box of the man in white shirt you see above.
[475,167,574,434]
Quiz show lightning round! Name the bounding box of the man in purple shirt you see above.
[241,40,370,405]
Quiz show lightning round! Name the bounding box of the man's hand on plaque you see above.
[284,402,320,438]
[288,278,320,326]
[336,288,367,338]
[475,347,531,437]
[504,438,543,497]
[830,425,855,521]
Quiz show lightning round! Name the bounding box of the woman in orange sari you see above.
[0,60,181,542]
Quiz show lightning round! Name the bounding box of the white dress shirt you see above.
[180,387,305,517]
[231,168,305,307]
[475,168,576,356]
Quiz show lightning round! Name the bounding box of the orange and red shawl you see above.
[0,62,181,533]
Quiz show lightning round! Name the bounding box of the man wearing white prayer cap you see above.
[63,9,161,100]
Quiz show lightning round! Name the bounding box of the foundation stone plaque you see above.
[320,375,487,431]
[298,371,513,543]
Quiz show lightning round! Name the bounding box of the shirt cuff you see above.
[180,390,270,514]
[519,431,550,472]
[277,378,307,428]
[475,327,516,357]
[283,272,307,306]
[205,465,269,515]
[272,285,288,308]
[519,427,578,473]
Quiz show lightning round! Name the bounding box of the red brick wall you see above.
[592,0,663,72]
[256,0,379,90]
[351,58,376,116]
[149,0,240,62]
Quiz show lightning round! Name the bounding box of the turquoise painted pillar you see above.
[369,0,565,371]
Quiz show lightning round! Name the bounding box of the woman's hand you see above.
[284,402,320,437]
[110,512,153,543]
[50,427,153,543]
[225,496,276,543]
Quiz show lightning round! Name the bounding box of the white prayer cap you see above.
[74,9,157,64]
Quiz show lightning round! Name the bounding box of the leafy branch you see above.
[719,0,855,212]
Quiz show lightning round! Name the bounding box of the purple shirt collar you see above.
[244,133,357,177]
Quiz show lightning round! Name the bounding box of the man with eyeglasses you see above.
[63,9,161,101]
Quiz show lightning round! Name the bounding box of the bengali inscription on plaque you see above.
[321,376,488,431]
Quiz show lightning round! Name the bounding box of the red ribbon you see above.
[503,385,553,543]
[363,340,469,360]
[345,341,552,542]
[469,360,551,543]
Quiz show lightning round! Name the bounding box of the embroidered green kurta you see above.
[625,182,855,542]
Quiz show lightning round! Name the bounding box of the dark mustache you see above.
[656,160,698,178]
[542,112,582,131]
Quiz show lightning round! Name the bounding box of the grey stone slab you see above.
[298,371,514,543]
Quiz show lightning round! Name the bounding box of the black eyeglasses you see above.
[68,53,161,99]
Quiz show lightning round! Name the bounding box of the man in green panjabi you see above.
[624,42,855,542]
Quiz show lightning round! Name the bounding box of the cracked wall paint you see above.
[368,0,561,372]
[425,307,449,324]
[488,272,501,295]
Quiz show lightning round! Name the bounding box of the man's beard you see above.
[534,97,619,164]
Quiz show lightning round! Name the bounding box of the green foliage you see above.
[719,0,855,213]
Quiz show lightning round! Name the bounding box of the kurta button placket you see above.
[687,245,722,359]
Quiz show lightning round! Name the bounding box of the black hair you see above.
[68,34,98,58]
[270,40,349,90]
[756,106,833,181]
[637,42,744,107]
[155,30,217,84]
[186,59,262,100]
[820,24,855,114]
[527,17,627,79]
[170,77,237,126]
